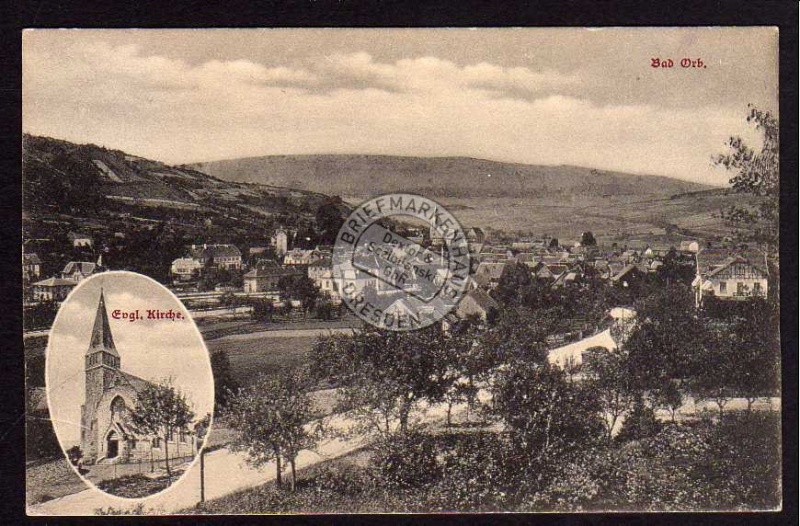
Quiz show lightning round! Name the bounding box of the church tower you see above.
[81,289,121,459]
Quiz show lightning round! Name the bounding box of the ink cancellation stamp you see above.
[333,194,471,330]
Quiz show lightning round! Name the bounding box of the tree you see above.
[584,350,638,441]
[714,105,779,251]
[210,350,239,411]
[129,380,196,478]
[624,285,707,391]
[716,298,780,412]
[491,362,604,470]
[278,274,320,313]
[315,197,347,246]
[580,231,597,247]
[690,328,738,418]
[492,262,533,306]
[227,371,320,491]
[311,326,453,438]
[251,298,275,322]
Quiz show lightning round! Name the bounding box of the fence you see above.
[84,454,197,483]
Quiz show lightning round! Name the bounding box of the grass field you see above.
[207,335,319,388]
[346,191,759,243]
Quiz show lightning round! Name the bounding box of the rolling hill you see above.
[22,135,349,282]
[191,154,713,199]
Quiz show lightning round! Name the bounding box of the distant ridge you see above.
[191,154,712,198]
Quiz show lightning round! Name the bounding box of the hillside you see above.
[191,154,713,199]
[22,135,348,281]
[22,135,344,232]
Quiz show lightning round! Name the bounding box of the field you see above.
[206,334,319,388]
[344,191,759,244]
[446,193,758,242]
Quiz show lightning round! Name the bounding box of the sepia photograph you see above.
[22,27,781,515]
[42,271,214,506]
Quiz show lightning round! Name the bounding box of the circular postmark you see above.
[333,194,471,331]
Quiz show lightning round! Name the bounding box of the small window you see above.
[152,437,161,448]
[753,282,762,296]
[737,282,746,296]
[718,281,727,293]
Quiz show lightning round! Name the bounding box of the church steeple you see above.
[86,288,120,363]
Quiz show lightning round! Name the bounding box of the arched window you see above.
[110,396,127,423]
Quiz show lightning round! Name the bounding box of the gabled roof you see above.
[475,262,506,281]
[463,288,499,312]
[696,248,767,276]
[68,231,92,241]
[192,244,242,259]
[63,261,97,275]
[32,277,76,287]
[244,265,300,278]
[116,370,153,393]
[309,257,332,268]
[610,264,640,282]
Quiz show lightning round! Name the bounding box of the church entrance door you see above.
[107,431,119,459]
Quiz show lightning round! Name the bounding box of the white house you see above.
[693,248,768,307]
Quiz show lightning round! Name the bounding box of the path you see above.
[28,394,485,516]
[213,327,357,342]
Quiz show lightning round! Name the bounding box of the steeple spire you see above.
[87,289,119,357]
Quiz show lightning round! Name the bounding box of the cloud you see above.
[23,42,759,185]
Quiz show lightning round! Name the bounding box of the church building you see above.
[80,290,198,465]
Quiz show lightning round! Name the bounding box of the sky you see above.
[46,272,214,448]
[22,28,778,186]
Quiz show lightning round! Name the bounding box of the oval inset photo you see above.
[45,271,214,500]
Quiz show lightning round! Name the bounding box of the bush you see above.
[313,463,378,497]
[372,432,440,489]
[426,432,512,511]
[616,401,661,443]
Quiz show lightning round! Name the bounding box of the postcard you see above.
[22,27,781,515]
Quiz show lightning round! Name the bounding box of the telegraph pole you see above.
[200,448,205,504]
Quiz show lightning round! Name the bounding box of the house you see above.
[609,264,645,288]
[271,229,288,256]
[62,261,102,283]
[81,290,199,464]
[31,277,76,302]
[189,244,242,270]
[552,270,581,288]
[170,257,204,281]
[23,253,42,282]
[283,248,325,267]
[679,240,701,253]
[692,248,768,307]
[248,246,271,256]
[474,262,507,290]
[243,262,301,293]
[332,259,378,299]
[465,227,486,253]
[68,231,94,248]
[308,258,337,298]
[455,288,499,321]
